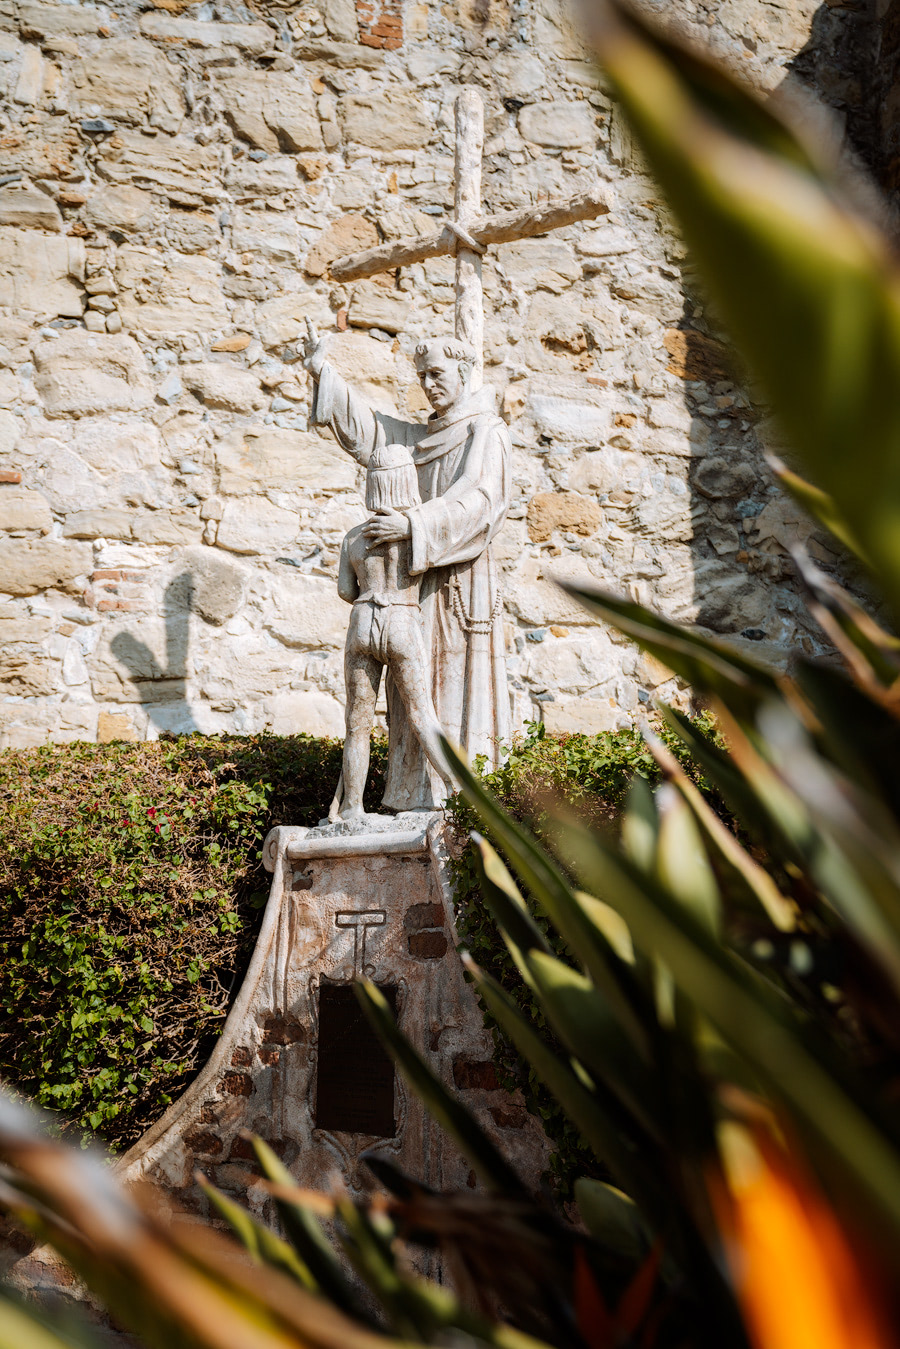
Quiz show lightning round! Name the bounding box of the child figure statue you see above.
[330,443,452,822]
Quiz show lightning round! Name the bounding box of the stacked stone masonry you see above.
[0,0,874,750]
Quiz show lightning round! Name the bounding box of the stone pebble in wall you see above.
[0,0,853,748]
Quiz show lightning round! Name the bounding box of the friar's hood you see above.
[413,384,501,465]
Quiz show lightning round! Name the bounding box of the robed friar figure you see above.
[301,321,512,812]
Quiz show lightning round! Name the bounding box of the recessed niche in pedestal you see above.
[315,981,397,1137]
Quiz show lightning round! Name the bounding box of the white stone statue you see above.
[331,443,453,820]
[302,320,512,812]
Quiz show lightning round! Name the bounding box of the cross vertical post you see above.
[453,89,484,388]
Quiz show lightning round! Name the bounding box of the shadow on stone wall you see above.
[670,298,809,672]
[873,0,900,202]
[785,0,879,181]
[111,573,199,735]
[674,0,894,669]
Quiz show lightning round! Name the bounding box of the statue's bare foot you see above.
[340,804,366,821]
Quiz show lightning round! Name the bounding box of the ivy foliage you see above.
[445,717,721,1195]
[0,733,386,1151]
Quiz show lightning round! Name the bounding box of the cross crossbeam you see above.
[328,89,611,385]
[329,188,612,282]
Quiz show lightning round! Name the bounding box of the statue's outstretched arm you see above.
[300,317,328,380]
[301,317,377,465]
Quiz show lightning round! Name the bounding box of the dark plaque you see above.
[315,983,397,1136]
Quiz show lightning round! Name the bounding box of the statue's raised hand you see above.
[301,317,327,378]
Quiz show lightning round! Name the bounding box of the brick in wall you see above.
[357,0,403,50]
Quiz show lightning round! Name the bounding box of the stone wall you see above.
[0,0,864,750]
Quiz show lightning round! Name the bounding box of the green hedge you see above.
[0,734,386,1149]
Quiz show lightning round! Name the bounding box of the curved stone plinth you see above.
[115,813,548,1219]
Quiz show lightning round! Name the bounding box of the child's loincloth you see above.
[348,595,424,667]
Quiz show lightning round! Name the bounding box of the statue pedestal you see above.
[116,814,548,1225]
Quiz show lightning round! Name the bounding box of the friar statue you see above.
[301,319,512,812]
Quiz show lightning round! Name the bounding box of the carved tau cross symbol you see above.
[330,89,611,387]
[335,909,386,978]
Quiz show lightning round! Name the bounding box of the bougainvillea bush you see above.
[0,733,383,1150]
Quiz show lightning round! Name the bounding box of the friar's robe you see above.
[311,363,512,810]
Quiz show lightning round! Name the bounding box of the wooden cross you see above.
[329,89,611,387]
